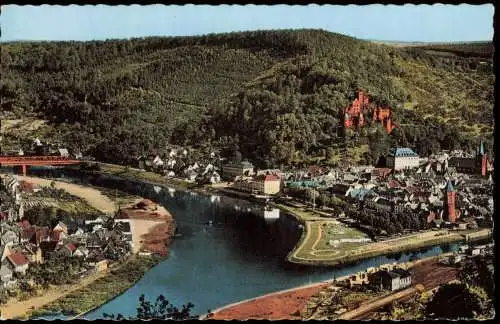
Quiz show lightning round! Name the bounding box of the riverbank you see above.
[277,203,491,266]
[72,164,492,267]
[90,163,199,192]
[206,252,456,320]
[0,174,176,320]
[26,255,164,319]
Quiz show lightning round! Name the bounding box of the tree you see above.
[103,294,196,320]
[458,256,494,298]
[304,188,319,204]
[425,282,488,319]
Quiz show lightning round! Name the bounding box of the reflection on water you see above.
[3,167,459,320]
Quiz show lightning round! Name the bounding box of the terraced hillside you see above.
[1,30,494,167]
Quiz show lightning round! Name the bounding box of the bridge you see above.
[0,156,81,176]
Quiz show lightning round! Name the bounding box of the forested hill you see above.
[1,30,494,167]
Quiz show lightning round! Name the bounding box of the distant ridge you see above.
[367,39,492,47]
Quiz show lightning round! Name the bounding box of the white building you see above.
[386,148,420,171]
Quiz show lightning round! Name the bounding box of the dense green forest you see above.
[1,30,494,168]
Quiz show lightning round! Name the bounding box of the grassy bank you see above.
[288,232,465,267]
[92,163,198,191]
[27,255,165,319]
[279,203,491,267]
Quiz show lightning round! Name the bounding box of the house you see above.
[208,171,221,184]
[53,221,68,234]
[92,259,108,273]
[58,243,77,257]
[103,241,120,260]
[0,264,14,288]
[369,268,412,291]
[372,168,392,179]
[86,233,106,249]
[449,254,463,265]
[30,226,50,245]
[49,230,66,245]
[16,219,31,231]
[308,166,324,178]
[432,218,444,228]
[254,174,281,195]
[0,211,8,223]
[185,170,198,182]
[386,148,420,171]
[152,155,164,169]
[73,246,90,258]
[39,241,59,258]
[58,148,70,157]
[23,244,43,264]
[6,252,29,275]
[72,227,85,236]
[222,160,254,180]
[232,174,281,195]
[329,184,351,197]
[114,222,132,242]
[1,229,19,247]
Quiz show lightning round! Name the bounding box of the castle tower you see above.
[446,180,457,223]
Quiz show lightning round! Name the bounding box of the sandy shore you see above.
[125,199,175,254]
[207,281,331,320]
[130,218,164,254]
[14,175,117,215]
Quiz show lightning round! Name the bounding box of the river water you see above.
[3,167,459,319]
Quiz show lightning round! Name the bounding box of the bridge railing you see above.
[0,156,77,162]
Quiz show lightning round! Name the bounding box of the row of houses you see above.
[338,262,413,292]
[0,176,133,294]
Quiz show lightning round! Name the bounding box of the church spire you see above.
[447,180,454,192]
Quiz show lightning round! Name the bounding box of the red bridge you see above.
[0,156,81,176]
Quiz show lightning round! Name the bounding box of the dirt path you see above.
[0,270,108,320]
[338,287,417,320]
[15,175,117,215]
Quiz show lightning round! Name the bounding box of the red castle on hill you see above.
[343,90,396,134]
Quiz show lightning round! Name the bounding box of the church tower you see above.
[479,141,488,176]
[446,180,457,223]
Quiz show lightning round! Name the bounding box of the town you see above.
[0,129,493,314]
[0,4,495,319]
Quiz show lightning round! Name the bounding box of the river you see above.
[3,167,460,319]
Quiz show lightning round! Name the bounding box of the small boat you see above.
[252,193,271,200]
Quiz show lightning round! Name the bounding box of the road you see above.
[0,270,108,320]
